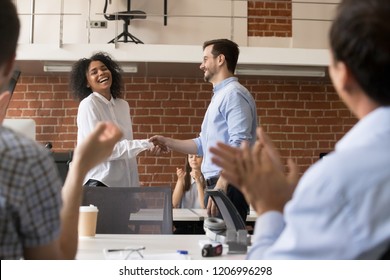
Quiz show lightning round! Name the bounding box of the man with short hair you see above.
[151,39,257,222]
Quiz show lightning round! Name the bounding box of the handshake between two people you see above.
[148,135,171,155]
[148,135,177,155]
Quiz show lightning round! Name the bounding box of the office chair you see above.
[103,0,146,44]
[50,151,73,183]
[204,189,250,254]
[82,186,173,234]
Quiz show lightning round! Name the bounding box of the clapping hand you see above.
[210,127,299,215]
[176,167,185,179]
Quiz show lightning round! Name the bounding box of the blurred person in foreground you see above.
[210,0,390,259]
[0,0,123,259]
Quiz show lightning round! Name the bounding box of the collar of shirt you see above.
[213,77,238,94]
[336,106,390,152]
[91,92,115,106]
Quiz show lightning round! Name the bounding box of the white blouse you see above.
[77,92,152,188]
[180,178,202,209]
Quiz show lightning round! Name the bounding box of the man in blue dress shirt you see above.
[151,39,257,222]
[210,0,390,259]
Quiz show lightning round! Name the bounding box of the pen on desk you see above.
[107,246,145,252]
[177,250,188,255]
[106,249,128,252]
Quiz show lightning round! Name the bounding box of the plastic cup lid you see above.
[79,204,99,212]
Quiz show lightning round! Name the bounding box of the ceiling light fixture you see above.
[43,63,138,73]
[235,67,326,77]
[43,65,72,72]
[121,64,138,73]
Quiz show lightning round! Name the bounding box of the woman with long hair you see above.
[70,52,153,188]
[173,154,205,209]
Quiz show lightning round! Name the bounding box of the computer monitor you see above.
[2,118,36,141]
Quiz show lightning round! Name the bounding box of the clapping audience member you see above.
[0,0,123,259]
[210,0,390,259]
[173,154,206,209]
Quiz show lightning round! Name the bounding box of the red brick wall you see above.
[7,74,357,188]
[248,0,292,37]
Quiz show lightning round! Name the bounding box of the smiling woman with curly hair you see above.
[70,52,153,188]
[70,52,123,101]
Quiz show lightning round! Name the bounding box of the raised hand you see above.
[190,169,202,182]
[176,167,185,180]
[72,122,123,175]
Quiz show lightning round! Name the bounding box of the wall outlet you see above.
[88,21,107,28]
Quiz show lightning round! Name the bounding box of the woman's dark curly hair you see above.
[70,52,123,101]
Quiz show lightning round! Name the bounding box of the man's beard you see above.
[203,71,212,83]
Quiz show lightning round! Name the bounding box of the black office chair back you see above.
[103,0,146,43]
[82,186,173,234]
[206,189,246,231]
[103,0,116,21]
[50,151,73,183]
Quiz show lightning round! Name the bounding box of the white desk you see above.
[128,208,201,222]
[173,208,202,221]
[77,234,246,260]
[128,208,257,222]
[129,209,202,222]
[127,208,256,234]
[190,209,258,222]
[129,209,163,221]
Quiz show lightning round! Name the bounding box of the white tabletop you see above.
[77,234,247,260]
[189,208,208,220]
[123,208,257,222]
[173,208,202,221]
[129,209,163,221]
[189,209,258,222]
[129,208,202,222]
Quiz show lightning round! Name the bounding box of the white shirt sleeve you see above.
[110,139,153,160]
[77,95,153,160]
